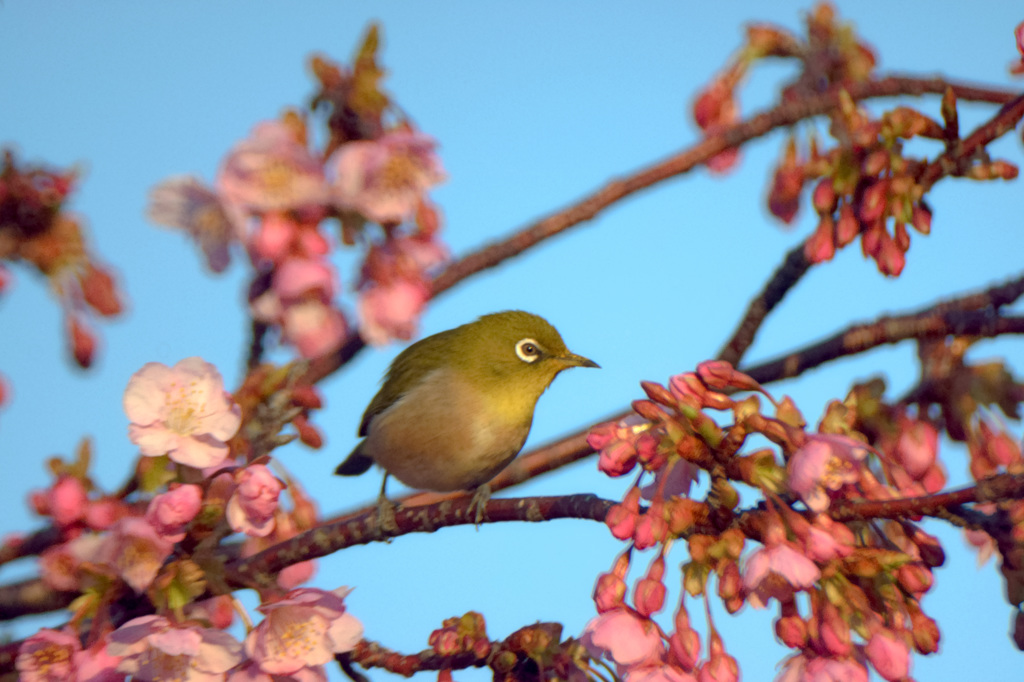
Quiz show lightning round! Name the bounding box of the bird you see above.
[335,310,598,529]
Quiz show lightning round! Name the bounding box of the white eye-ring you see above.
[515,338,542,363]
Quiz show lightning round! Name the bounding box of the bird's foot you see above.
[467,483,492,529]
[375,495,400,535]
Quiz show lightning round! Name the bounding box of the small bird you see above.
[336,310,598,528]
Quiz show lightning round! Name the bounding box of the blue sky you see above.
[1,2,1023,680]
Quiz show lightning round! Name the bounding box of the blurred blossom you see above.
[894,418,938,479]
[800,515,854,562]
[42,475,88,529]
[148,175,242,273]
[227,464,285,537]
[329,131,445,224]
[245,587,363,677]
[218,121,328,213]
[280,300,348,358]
[642,458,700,500]
[16,627,81,682]
[107,614,242,682]
[146,484,203,542]
[74,639,124,682]
[248,212,330,265]
[39,533,104,592]
[775,654,868,682]
[186,596,236,630]
[357,279,429,346]
[99,518,174,593]
[249,257,348,358]
[124,357,242,469]
[581,608,664,672]
[742,528,820,609]
[787,434,868,512]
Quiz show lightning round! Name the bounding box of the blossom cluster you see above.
[17,587,361,682]
[0,149,125,370]
[579,360,1001,681]
[691,3,1019,278]
[148,31,448,357]
[14,357,362,681]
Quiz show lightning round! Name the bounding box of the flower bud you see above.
[835,204,860,246]
[593,572,627,613]
[812,178,837,215]
[633,576,666,617]
[775,613,807,649]
[69,316,96,368]
[804,216,836,263]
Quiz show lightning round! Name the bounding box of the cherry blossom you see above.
[124,357,242,469]
[98,518,174,593]
[148,175,242,273]
[357,279,430,346]
[218,121,328,214]
[329,131,445,224]
[787,434,869,512]
[146,484,203,542]
[245,587,363,676]
[16,627,81,682]
[227,464,285,537]
[581,608,664,672]
[742,525,821,609]
[107,614,242,682]
[39,533,105,592]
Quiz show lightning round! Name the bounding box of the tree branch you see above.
[829,471,1024,524]
[224,494,614,590]
[717,243,811,366]
[303,76,1020,384]
[744,312,1024,384]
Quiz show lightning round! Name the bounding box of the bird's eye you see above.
[515,338,542,363]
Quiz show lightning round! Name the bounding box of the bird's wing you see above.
[357,329,458,436]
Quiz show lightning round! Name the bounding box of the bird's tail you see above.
[335,443,373,476]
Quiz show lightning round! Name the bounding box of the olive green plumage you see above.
[335,310,598,503]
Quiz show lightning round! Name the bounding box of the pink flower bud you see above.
[598,441,639,477]
[633,577,666,617]
[146,484,203,542]
[835,204,860,246]
[775,613,807,649]
[606,488,641,540]
[897,563,933,596]
[227,464,284,537]
[812,178,837,214]
[817,603,852,657]
[81,264,123,317]
[49,476,88,528]
[804,216,836,263]
[895,419,938,480]
[587,422,618,451]
[864,630,910,682]
[69,316,96,368]
[696,360,761,393]
[698,636,739,682]
[669,628,701,672]
[593,572,627,613]
[858,181,888,223]
[634,502,668,550]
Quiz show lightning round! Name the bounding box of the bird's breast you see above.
[361,368,534,492]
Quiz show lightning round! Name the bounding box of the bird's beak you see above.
[561,352,600,369]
